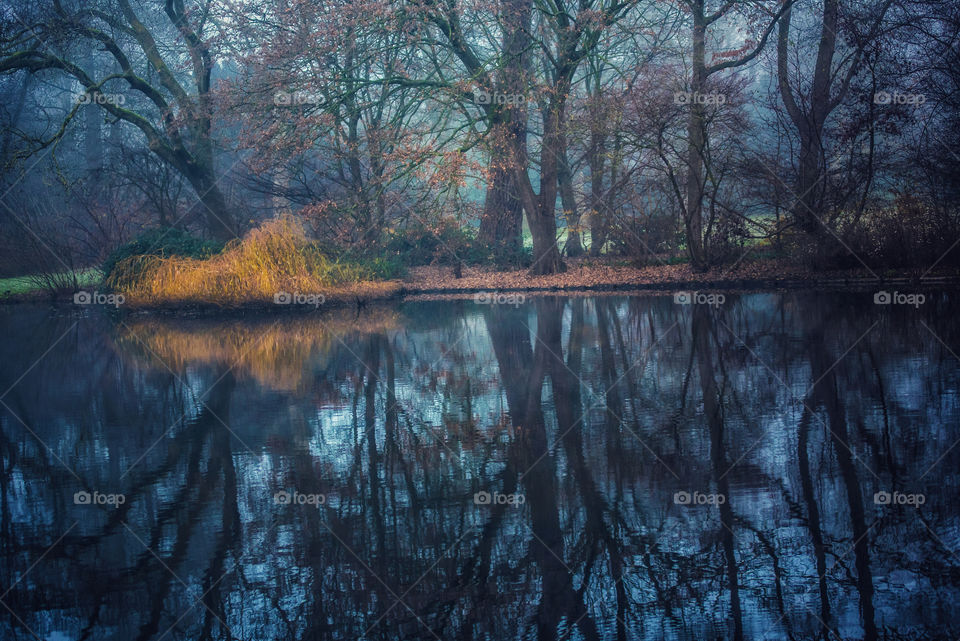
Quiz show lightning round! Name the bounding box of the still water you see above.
[0,292,958,640]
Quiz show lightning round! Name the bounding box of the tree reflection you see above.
[0,293,958,640]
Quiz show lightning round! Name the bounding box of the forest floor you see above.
[400,257,958,301]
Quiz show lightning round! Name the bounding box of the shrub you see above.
[847,197,959,268]
[483,243,532,268]
[613,211,683,261]
[351,255,406,280]
[792,196,960,270]
[381,221,483,266]
[103,227,224,279]
[106,216,400,306]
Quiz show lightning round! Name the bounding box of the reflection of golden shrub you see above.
[106,216,401,307]
[114,307,401,392]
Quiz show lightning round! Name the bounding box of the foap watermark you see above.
[472,86,532,106]
[473,291,525,307]
[674,91,726,106]
[274,291,326,308]
[874,490,925,507]
[75,91,125,106]
[274,90,323,106]
[674,490,726,506]
[874,91,925,106]
[674,291,725,307]
[473,490,525,507]
[874,290,925,308]
[74,490,125,506]
[274,490,326,506]
[74,290,125,307]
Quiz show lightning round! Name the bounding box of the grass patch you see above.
[1,268,102,299]
[106,216,400,307]
[0,275,42,297]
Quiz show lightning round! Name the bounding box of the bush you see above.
[103,228,224,279]
[106,216,400,306]
[705,213,749,266]
[381,221,484,266]
[847,197,959,268]
[791,196,960,270]
[349,255,406,280]
[613,211,683,260]
[484,243,532,268]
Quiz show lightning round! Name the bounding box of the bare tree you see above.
[0,0,237,240]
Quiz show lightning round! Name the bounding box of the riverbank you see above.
[400,257,959,299]
[2,257,957,312]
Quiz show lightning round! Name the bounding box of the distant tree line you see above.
[1,0,958,276]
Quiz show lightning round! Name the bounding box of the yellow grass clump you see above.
[106,216,399,307]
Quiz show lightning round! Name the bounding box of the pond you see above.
[0,292,958,641]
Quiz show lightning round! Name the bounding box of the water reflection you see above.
[0,293,958,640]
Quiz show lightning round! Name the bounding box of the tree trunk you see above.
[777,0,847,235]
[587,126,607,256]
[557,128,583,257]
[188,166,236,242]
[479,125,524,260]
[794,131,824,233]
[478,0,530,261]
[685,5,709,271]
[182,108,236,241]
[585,87,608,256]
[526,203,565,274]
[513,97,565,275]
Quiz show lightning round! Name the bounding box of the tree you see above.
[227,0,456,247]
[409,0,646,274]
[776,0,894,234]
[679,0,794,270]
[0,0,237,240]
[477,0,531,262]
